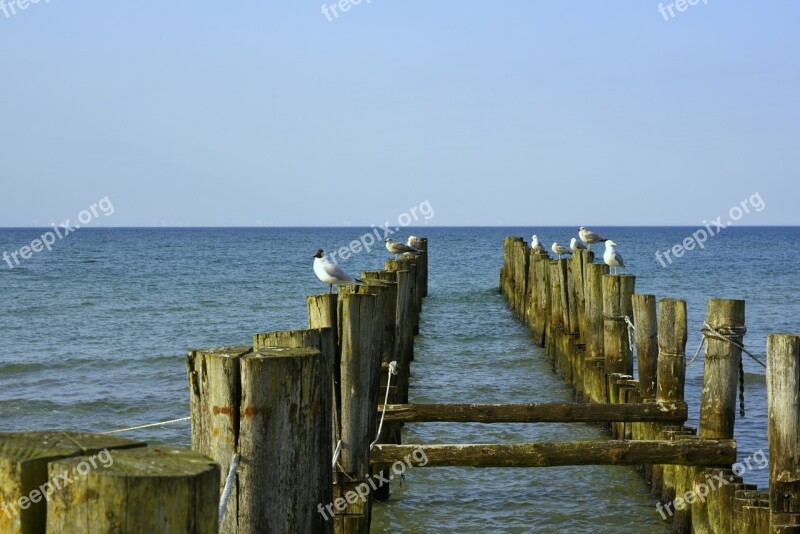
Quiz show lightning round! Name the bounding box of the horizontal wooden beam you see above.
[370,439,736,468]
[377,402,688,423]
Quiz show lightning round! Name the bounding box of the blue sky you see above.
[1,1,797,226]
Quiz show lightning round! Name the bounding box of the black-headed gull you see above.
[313,249,362,293]
[603,240,625,274]
[579,226,609,250]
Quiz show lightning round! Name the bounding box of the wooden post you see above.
[416,237,428,298]
[657,299,687,406]
[767,334,800,529]
[0,432,143,534]
[532,252,551,346]
[47,445,219,534]
[308,293,339,352]
[188,346,333,533]
[699,299,745,441]
[240,347,332,533]
[187,345,251,534]
[632,294,658,401]
[602,274,636,376]
[584,263,608,402]
[334,293,377,533]
[654,299,688,502]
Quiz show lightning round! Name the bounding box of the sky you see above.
[0,1,798,227]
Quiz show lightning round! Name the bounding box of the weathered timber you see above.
[187,345,251,533]
[767,334,800,526]
[602,274,636,376]
[0,431,144,534]
[370,439,736,468]
[632,294,658,400]
[47,446,219,534]
[584,263,608,402]
[377,402,688,423]
[699,299,745,441]
[238,347,333,534]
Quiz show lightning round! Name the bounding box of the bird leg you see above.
[328,283,333,294]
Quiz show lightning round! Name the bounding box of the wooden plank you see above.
[377,402,688,423]
[370,439,736,468]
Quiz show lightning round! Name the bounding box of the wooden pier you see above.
[1,234,799,533]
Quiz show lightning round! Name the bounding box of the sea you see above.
[1,226,797,533]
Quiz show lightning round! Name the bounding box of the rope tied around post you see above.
[603,313,636,355]
[218,452,240,525]
[688,322,762,417]
[370,361,398,450]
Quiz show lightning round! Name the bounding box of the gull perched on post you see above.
[551,242,571,260]
[385,238,418,257]
[570,237,587,253]
[603,240,625,275]
[530,235,546,253]
[406,236,422,248]
[579,226,608,251]
[312,249,362,293]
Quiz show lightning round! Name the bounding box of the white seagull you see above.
[551,242,571,260]
[603,240,625,274]
[407,236,422,248]
[570,237,587,253]
[530,235,546,253]
[313,249,362,294]
[385,238,417,257]
[579,226,608,251]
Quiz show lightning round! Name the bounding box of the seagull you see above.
[579,226,608,251]
[570,237,587,253]
[530,235,546,253]
[407,236,422,248]
[385,238,417,257]
[312,249,362,293]
[551,242,571,260]
[603,240,625,274]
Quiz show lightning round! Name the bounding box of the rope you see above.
[686,337,707,368]
[370,361,398,450]
[218,453,240,525]
[624,316,635,355]
[603,314,635,355]
[332,440,343,469]
[702,322,765,369]
[739,357,746,417]
[99,417,191,435]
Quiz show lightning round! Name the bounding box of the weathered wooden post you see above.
[416,237,428,298]
[602,274,636,376]
[47,445,220,533]
[653,298,687,503]
[767,334,800,530]
[699,299,745,442]
[584,263,608,402]
[333,292,377,534]
[187,345,334,534]
[631,294,658,484]
[532,251,551,346]
[0,431,143,534]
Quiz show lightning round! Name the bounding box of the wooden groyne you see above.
[3,233,798,533]
[499,236,800,533]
